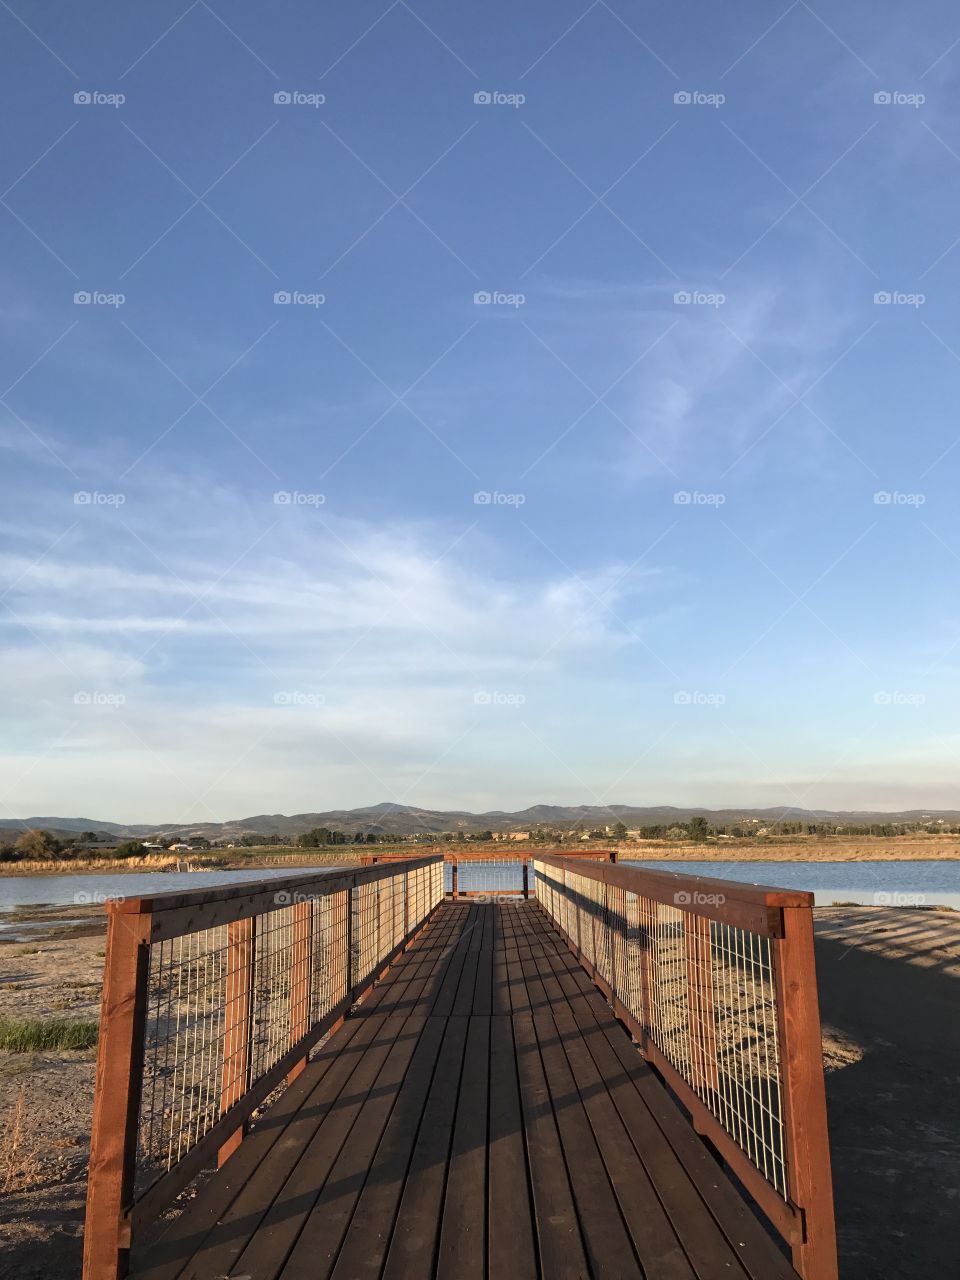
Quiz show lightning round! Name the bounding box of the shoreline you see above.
[2,839,960,875]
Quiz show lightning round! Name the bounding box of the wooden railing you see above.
[83,856,444,1280]
[531,854,838,1280]
[361,847,617,897]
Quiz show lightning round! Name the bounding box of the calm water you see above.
[0,859,957,922]
[0,865,340,921]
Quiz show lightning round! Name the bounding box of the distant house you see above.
[508,832,531,842]
[168,842,191,852]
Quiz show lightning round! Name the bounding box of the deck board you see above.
[132,902,799,1280]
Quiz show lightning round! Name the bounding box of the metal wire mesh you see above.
[532,860,788,1198]
[133,861,440,1201]
[445,858,525,894]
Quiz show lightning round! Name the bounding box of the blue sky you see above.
[2,0,960,822]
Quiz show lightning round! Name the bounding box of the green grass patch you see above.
[0,1015,99,1052]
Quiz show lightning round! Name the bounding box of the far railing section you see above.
[361,847,617,897]
[532,855,837,1280]
[83,856,444,1280]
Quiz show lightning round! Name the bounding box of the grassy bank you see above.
[0,1016,99,1053]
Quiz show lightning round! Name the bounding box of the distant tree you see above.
[14,829,60,860]
[116,840,146,857]
[353,831,364,844]
[79,831,98,844]
[688,815,709,843]
[612,821,628,840]
[365,832,377,844]
[589,829,604,840]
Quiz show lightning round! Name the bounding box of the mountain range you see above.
[1,802,958,842]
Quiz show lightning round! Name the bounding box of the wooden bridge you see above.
[83,853,838,1280]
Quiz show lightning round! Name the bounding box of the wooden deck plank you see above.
[435,1014,490,1280]
[380,1017,470,1280]
[133,902,799,1280]
[487,1014,537,1280]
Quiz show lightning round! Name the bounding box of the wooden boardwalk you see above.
[131,902,799,1280]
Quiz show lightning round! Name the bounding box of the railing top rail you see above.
[108,854,443,915]
[533,852,813,910]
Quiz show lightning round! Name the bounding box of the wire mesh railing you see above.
[84,857,444,1280]
[532,855,837,1280]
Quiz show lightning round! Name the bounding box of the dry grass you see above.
[0,1087,39,1192]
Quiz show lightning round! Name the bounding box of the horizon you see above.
[6,797,960,831]
[3,2,960,821]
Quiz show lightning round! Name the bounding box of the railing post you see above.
[287,899,313,1084]
[522,859,529,899]
[451,860,459,900]
[83,908,151,1280]
[774,907,838,1280]
[219,916,254,1166]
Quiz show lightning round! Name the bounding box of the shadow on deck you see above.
[130,902,798,1280]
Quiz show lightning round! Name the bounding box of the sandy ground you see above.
[0,907,957,1279]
